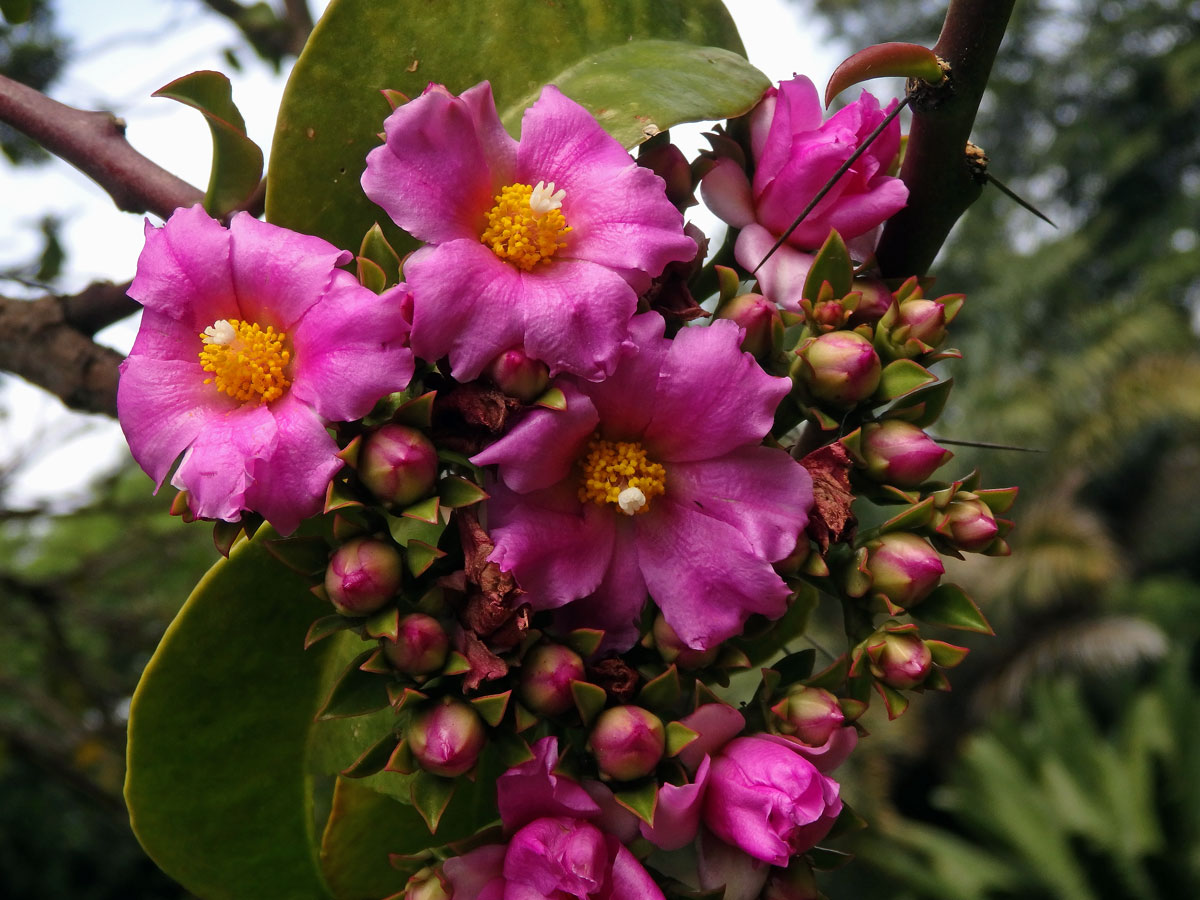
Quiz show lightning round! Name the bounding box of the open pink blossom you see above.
[701,75,906,310]
[362,81,696,382]
[472,314,812,651]
[118,205,413,534]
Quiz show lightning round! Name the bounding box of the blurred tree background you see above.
[3,0,1199,897]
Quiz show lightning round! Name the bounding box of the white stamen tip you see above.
[530,180,566,215]
[202,319,236,345]
[617,486,647,516]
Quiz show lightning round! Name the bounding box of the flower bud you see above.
[896,298,947,348]
[588,705,665,781]
[774,686,844,747]
[859,420,952,487]
[865,532,944,608]
[938,495,999,552]
[848,277,893,325]
[383,613,449,675]
[716,293,783,358]
[652,613,719,670]
[869,631,932,689]
[518,641,586,716]
[409,698,487,777]
[796,331,881,407]
[486,347,550,403]
[359,424,438,507]
[404,867,450,900]
[324,537,403,616]
[638,141,696,210]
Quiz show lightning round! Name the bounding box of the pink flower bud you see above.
[938,496,999,552]
[404,867,450,900]
[865,532,944,607]
[588,705,665,781]
[774,686,844,747]
[518,641,586,716]
[860,420,953,487]
[848,278,893,325]
[652,614,719,670]
[637,141,696,210]
[797,331,881,407]
[383,613,449,675]
[896,298,948,348]
[409,698,487,777]
[324,536,403,616]
[869,631,932,689]
[486,347,550,403]
[716,293,783,358]
[360,424,438,507]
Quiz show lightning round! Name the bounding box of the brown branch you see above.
[875,0,1017,278]
[0,73,203,219]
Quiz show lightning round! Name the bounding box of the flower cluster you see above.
[119,70,1015,900]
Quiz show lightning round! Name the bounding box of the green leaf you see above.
[125,528,336,900]
[316,648,393,719]
[266,0,751,253]
[359,222,401,286]
[153,70,264,215]
[0,0,32,25]
[802,229,853,302]
[824,42,945,108]
[909,583,994,634]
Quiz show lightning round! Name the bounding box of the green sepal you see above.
[665,722,700,758]
[638,665,682,713]
[571,680,608,726]
[802,229,853,302]
[212,519,244,558]
[844,546,872,598]
[152,70,263,215]
[613,780,659,826]
[305,614,358,650]
[925,639,970,667]
[341,728,401,778]
[976,486,1019,515]
[470,691,511,727]
[924,667,953,691]
[406,540,445,577]
[712,265,742,314]
[436,448,482,478]
[396,391,436,429]
[359,222,401,287]
[876,682,910,719]
[875,359,937,402]
[806,654,850,691]
[442,651,471,677]
[387,512,446,550]
[359,648,394,675]
[409,771,456,833]
[383,738,416,775]
[807,404,842,431]
[535,386,568,410]
[401,496,440,525]
[883,376,954,428]
[356,256,387,294]
[759,667,782,700]
[513,703,538,733]
[316,648,392,719]
[493,731,536,769]
[332,512,367,544]
[263,536,329,576]
[802,551,830,577]
[365,607,401,641]
[839,697,869,722]
[909,583,993,634]
[438,475,489,509]
[716,645,751,670]
[325,478,364,513]
[565,628,605,658]
[879,496,935,532]
[391,687,428,714]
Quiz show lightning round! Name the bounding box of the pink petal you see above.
[640,755,710,850]
[553,519,648,653]
[290,275,414,422]
[677,704,746,773]
[642,319,789,462]
[580,780,641,843]
[734,224,813,312]
[754,76,823,186]
[760,728,859,774]
[497,737,601,832]
[443,844,506,899]
[127,306,206,364]
[699,157,756,229]
[755,136,851,242]
[577,313,668,441]
[129,204,235,325]
[608,839,667,900]
[171,402,277,522]
[667,447,812,562]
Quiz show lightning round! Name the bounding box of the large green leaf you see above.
[125,529,337,900]
[266,0,755,254]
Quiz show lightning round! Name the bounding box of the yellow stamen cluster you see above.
[480,181,571,270]
[198,318,291,404]
[577,434,666,515]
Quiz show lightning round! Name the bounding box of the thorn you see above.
[986,173,1058,228]
[929,437,1044,452]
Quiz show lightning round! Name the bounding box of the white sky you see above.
[1,0,856,509]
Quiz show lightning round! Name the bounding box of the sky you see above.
[1,0,853,509]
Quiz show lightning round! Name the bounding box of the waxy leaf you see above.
[875,359,938,401]
[825,42,945,108]
[319,778,429,898]
[0,0,33,24]
[153,70,264,215]
[316,648,393,719]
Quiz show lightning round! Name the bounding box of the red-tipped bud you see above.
[652,613,720,669]
[409,698,487,777]
[518,641,586,716]
[848,277,893,325]
[638,141,696,210]
[796,331,881,407]
[486,347,550,403]
[324,537,402,616]
[717,293,783,358]
[896,297,948,348]
[588,705,665,781]
[360,424,438,507]
[774,685,844,746]
[404,867,451,900]
[869,632,932,689]
[865,532,944,607]
[860,420,953,487]
[938,495,999,552]
[383,613,449,675]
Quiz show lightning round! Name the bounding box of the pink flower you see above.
[703,736,842,866]
[472,314,812,651]
[701,75,906,310]
[362,81,696,382]
[118,205,413,534]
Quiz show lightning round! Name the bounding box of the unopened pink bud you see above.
[775,686,844,747]
[848,278,893,325]
[409,698,487,777]
[716,293,783,358]
[652,614,719,669]
[866,532,944,607]
[869,632,932,689]
[486,347,550,403]
[360,424,438,507]
[324,537,403,616]
[939,496,998,552]
[797,331,881,407]
[518,641,586,716]
[589,705,665,781]
[896,298,947,347]
[384,613,449,675]
[860,421,952,487]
